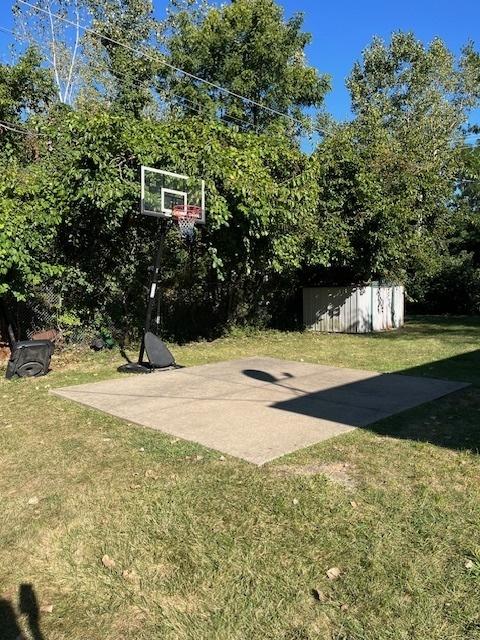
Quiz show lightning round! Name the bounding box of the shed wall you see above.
[303,285,404,333]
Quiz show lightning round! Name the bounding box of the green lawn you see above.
[1,317,480,639]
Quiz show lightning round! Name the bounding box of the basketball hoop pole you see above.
[138,218,168,366]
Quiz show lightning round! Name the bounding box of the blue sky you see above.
[1,0,479,126]
[278,0,480,123]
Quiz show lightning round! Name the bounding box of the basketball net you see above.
[172,205,202,241]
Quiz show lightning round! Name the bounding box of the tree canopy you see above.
[1,2,480,340]
[164,0,330,132]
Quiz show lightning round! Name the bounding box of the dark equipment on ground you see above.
[1,301,55,380]
[5,338,54,379]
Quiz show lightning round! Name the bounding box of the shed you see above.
[303,284,404,333]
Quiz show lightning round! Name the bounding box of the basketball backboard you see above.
[141,166,205,224]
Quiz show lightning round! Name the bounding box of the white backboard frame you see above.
[141,166,205,224]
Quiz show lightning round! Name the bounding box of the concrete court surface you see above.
[53,356,468,465]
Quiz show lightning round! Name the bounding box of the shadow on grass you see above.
[399,349,480,386]
[0,584,45,640]
[243,349,480,454]
[367,387,480,453]
[344,316,480,343]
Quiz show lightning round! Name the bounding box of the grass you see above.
[1,316,480,639]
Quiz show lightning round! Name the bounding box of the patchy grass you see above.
[1,316,480,639]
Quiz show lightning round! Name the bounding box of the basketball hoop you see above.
[172,204,202,241]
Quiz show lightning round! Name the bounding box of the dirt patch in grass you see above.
[272,462,357,489]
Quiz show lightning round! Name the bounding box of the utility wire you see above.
[18,0,306,127]
[0,26,16,37]
[0,119,46,135]
[1,22,261,133]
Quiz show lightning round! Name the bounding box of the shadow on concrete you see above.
[243,350,480,454]
[0,584,45,640]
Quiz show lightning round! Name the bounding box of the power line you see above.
[0,26,16,37]
[18,0,306,127]
[1,31,259,132]
[0,119,50,136]
[1,21,261,133]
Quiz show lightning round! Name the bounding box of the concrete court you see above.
[53,356,468,465]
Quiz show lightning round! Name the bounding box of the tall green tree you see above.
[0,47,55,125]
[163,0,330,132]
[84,0,163,116]
[0,52,58,301]
[309,32,480,285]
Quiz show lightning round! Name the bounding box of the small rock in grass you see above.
[219,455,226,461]
[293,498,299,506]
[28,497,39,506]
[326,567,341,580]
[465,559,475,569]
[101,554,116,570]
[40,604,53,614]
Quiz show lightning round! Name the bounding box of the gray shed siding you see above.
[303,285,404,333]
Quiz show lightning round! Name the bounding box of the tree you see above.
[13,0,87,104]
[163,0,330,132]
[0,47,55,124]
[0,52,59,302]
[307,32,480,285]
[83,0,163,116]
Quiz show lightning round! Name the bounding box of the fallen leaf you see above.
[28,497,39,506]
[102,554,116,570]
[326,567,341,580]
[350,501,358,509]
[195,455,203,461]
[122,568,139,583]
[340,603,349,611]
[40,604,53,614]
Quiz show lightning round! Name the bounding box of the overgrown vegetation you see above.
[1,318,480,639]
[1,0,480,341]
